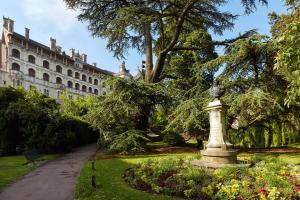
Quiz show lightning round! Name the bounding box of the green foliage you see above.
[162,130,185,146]
[275,10,300,106]
[124,157,300,200]
[86,78,168,153]
[0,87,97,155]
[109,130,150,154]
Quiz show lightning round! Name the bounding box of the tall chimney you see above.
[82,54,87,63]
[69,48,75,58]
[3,17,14,33]
[50,37,56,51]
[25,28,30,40]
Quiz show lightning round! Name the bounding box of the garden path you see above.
[0,144,97,200]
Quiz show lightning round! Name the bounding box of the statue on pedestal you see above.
[192,80,238,168]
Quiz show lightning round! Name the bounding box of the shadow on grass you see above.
[76,154,193,200]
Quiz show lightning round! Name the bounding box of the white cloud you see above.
[20,0,79,33]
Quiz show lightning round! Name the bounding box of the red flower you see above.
[259,188,268,197]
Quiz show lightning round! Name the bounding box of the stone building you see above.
[0,17,115,100]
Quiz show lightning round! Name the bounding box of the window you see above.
[56,77,62,84]
[43,60,49,69]
[67,69,73,77]
[28,55,35,64]
[56,65,62,73]
[12,63,20,71]
[43,73,50,82]
[75,83,80,90]
[82,74,87,81]
[28,68,35,77]
[88,87,92,93]
[68,94,73,99]
[57,91,61,98]
[44,89,49,96]
[94,89,98,95]
[67,81,73,88]
[16,80,21,86]
[89,77,92,83]
[12,49,20,59]
[94,79,98,86]
[75,72,80,79]
[82,85,87,92]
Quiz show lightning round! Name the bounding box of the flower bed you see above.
[123,157,300,200]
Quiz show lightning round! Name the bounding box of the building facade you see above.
[0,17,115,100]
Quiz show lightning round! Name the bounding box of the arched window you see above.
[94,89,98,95]
[56,77,62,84]
[75,83,80,90]
[94,79,98,85]
[88,87,92,93]
[12,63,20,71]
[12,49,20,59]
[43,60,49,69]
[43,73,50,82]
[67,81,73,88]
[67,69,72,77]
[56,65,62,73]
[88,77,92,83]
[28,68,35,77]
[28,55,35,64]
[82,74,87,81]
[75,72,80,79]
[82,85,87,92]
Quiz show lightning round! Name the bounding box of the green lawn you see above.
[0,154,59,189]
[75,147,300,200]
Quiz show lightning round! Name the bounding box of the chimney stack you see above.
[82,54,87,63]
[69,48,75,58]
[92,62,97,67]
[25,28,30,40]
[50,37,56,51]
[3,17,14,33]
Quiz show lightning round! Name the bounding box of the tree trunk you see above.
[143,22,153,83]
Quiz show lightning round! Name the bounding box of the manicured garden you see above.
[75,149,300,200]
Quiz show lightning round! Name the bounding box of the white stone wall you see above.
[0,42,107,100]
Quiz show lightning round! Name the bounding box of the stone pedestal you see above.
[192,99,238,168]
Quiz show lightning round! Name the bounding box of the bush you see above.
[163,131,185,146]
[123,157,300,200]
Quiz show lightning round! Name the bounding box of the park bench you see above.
[24,150,43,165]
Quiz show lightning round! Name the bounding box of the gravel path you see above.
[0,144,97,200]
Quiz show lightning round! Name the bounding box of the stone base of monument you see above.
[191,148,250,168]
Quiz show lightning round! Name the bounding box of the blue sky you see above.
[0,0,288,75]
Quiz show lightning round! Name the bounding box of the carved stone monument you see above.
[192,82,238,168]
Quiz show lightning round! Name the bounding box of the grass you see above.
[75,143,300,200]
[0,154,59,189]
[75,153,197,200]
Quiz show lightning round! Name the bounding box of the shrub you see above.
[123,157,300,200]
[162,130,185,146]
